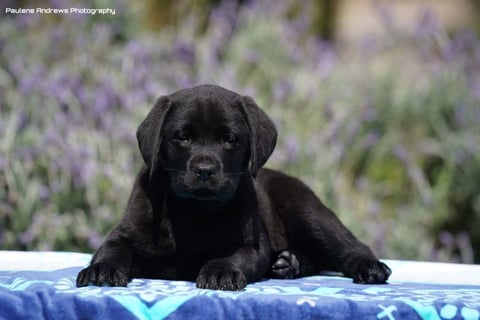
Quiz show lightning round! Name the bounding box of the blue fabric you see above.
[1,265,480,320]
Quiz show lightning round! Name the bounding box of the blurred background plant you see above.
[1,0,479,263]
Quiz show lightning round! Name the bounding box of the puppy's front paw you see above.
[353,260,391,284]
[76,263,129,287]
[271,250,300,279]
[196,262,247,291]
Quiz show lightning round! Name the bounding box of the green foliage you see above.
[1,0,479,263]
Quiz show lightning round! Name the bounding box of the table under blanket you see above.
[0,251,479,319]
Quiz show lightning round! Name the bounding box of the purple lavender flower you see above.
[362,131,380,149]
[207,0,239,59]
[362,100,377,123]
[87,231,104,250]
[125,39,150,64]
[442,30,476,63]
[346,121,361,146]
[17,231,35,246]
[176,77,196,90]
[438,231,455,248]
[360,35,379,58]
[15,146,37,162]
[0,156,5,170]
[39,185,50,202]
[93,90,110,118]
[272,80,293,102]
[457,232,474,263]
[19,66,45,94]
[16,110,28,133]
[173,40,196,65]
[313,40,337,78]
[243,49,260,64]
[48,0,68,8]
[284,135,299,164]
[13,11,41,30]
[61,146,96,188]
[393,144,409,163]
[373,2,396,34]
[414,7,440,39]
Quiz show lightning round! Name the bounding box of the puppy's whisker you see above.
[227,171,246,175]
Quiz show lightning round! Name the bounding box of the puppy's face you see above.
[160,98,250,201]
[137,85,278,202]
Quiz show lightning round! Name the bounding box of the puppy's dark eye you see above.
[222,133,237,145]
[174,131,191,143]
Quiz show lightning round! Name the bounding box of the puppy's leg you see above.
[196,231,270,291]
[76,240,132,287]
[273,177,391,284]
[269,250,317,279]
[76,168,150,287]
[296,201,391,284]
[196,247,268,291]
[270,250,300,279]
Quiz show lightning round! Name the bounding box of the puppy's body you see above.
[77,85,391,290]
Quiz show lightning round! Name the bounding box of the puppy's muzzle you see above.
[188,155,220,182]
[194,163,216,182]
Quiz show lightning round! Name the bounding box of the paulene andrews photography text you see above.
[5,7,115,15]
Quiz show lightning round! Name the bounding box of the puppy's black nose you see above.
[194,163,216,182]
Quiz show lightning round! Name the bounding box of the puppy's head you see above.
[136,85,277,201]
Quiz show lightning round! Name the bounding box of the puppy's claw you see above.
[196,262,247,291]
[353,260,392,284]
[76,263,129,287]
[271,250,300,279]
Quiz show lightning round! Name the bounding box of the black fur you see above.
[76,84,391,290]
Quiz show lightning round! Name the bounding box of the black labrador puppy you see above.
[77,84,391,290]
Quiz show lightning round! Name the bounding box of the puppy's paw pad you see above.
[353,260,392,284]
[196,262,246,291]
[76,263,129,287]
[271,250,300,279]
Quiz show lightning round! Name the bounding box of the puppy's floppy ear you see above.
[136,96,171,179]
[240,96,277,177]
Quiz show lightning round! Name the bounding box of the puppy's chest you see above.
[171,215,241,256]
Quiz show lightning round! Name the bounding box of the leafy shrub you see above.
[1,0,479,262]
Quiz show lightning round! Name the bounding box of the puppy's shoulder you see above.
[256,168,302,187]
[255,168,313,200]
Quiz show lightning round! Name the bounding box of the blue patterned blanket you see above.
[0,251,479,320]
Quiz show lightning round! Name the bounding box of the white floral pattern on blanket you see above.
[1,251,480,320]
